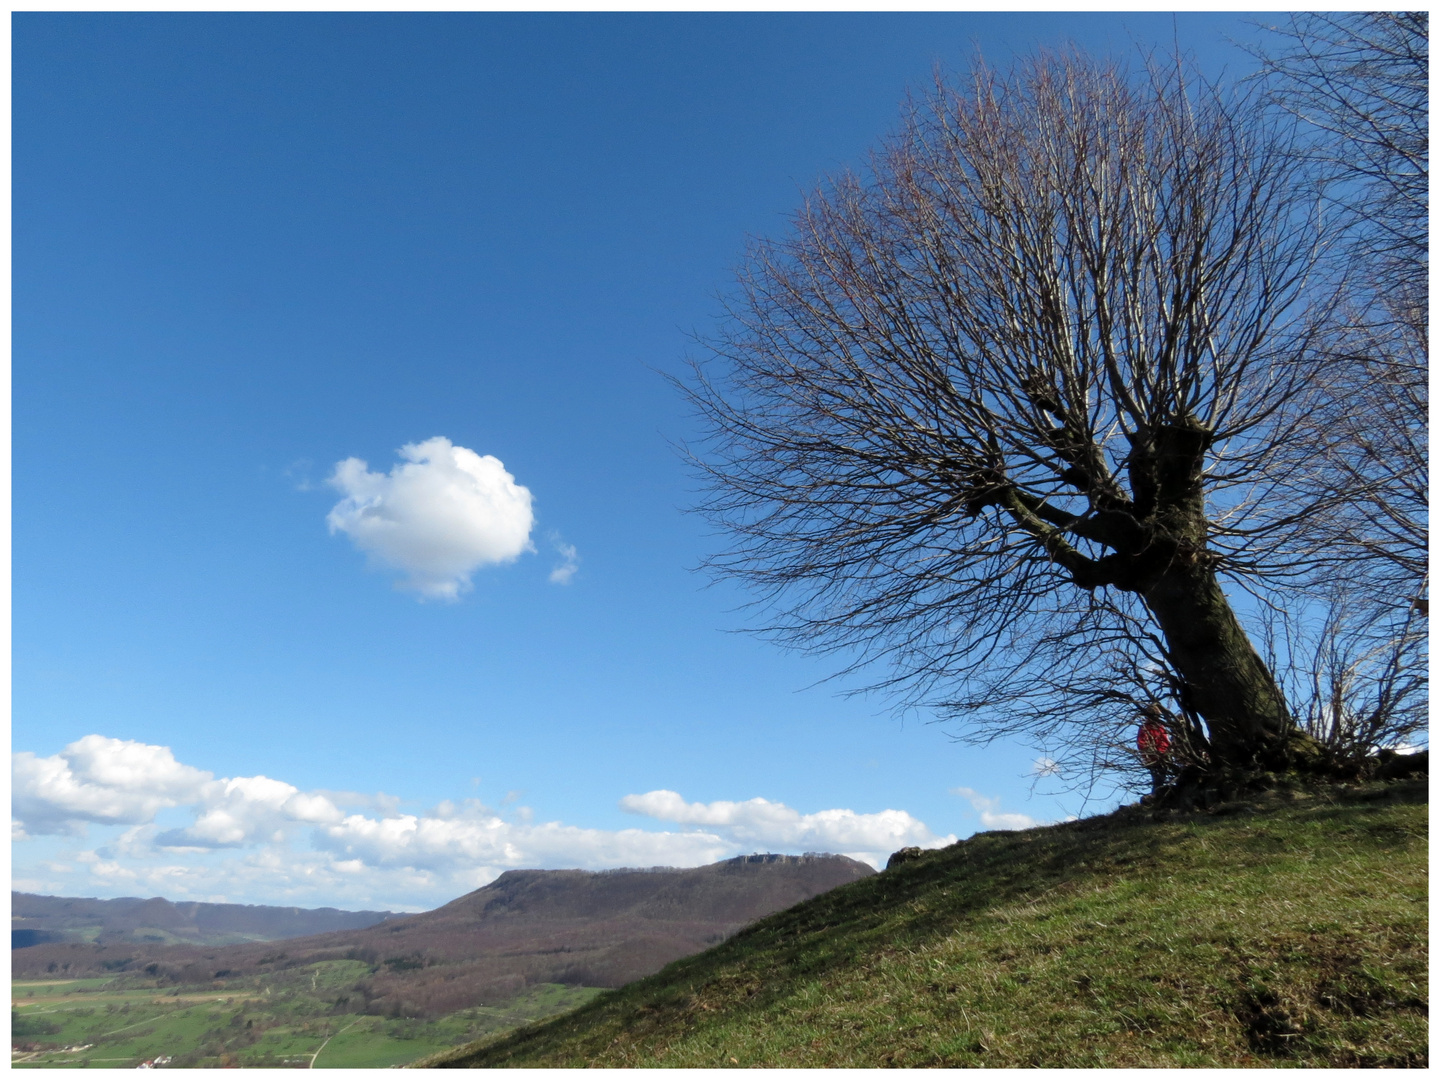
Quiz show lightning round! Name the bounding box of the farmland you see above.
[12,965,600,1068]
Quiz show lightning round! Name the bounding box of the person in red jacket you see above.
[1137,702,1172,794]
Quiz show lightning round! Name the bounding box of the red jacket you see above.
[1138,719,1171,758]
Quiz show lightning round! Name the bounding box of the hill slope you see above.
[13,854,873,1017]
[424,784,1427,1068]
[11,892,399,948]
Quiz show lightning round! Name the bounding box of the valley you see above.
[13,853,872,1068]
[12,967,601,1068]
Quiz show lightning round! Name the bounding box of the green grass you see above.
[12,967,604,1069]
[423,786,1428,1068]
[12,979,117,993]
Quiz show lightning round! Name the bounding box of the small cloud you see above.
[326,436,535,600]
[283,458,316,492]
[548,536,580,585]
[1032,756,1061,778]
[950,787,1042,832]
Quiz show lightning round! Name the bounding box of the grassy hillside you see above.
[424,783,1427,1068]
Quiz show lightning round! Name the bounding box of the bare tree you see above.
[1261,588,1428,770]
[686,52,1347,783]
[1254,12,1427,304]
[1255,14,1428,615]
[1286,310,1428,607]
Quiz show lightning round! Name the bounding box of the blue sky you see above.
[14,12,1271,911]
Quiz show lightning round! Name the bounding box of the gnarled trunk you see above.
[1127,417,1316,774]
[1143,565,1306,771]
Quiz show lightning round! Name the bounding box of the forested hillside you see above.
[11,893,398,949]
[13,854,873,1018]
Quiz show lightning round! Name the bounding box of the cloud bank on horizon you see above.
[621,790,941,856]
[326,436,539,600]
[12,736,963,911]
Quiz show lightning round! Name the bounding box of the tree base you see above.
[1148,747,1428,814]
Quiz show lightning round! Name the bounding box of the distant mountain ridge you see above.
[12,853,875,1017]
[12,892,400,949]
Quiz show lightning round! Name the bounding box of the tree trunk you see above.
[1126,416,1321,777]
[1143,564,1306,771]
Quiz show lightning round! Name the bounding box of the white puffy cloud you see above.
[157,776,345,850]
[951,787,1043,831]
[317,804,732,874]
[620,790,955,867]
[12,736,212,837]
[11,736,348,849]
[326,436,535,600]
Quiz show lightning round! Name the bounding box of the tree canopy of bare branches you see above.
[1255,14,1428,612]
[1255,12,1427,304]
[1235,13,1430,781]
[687,52,1362,784]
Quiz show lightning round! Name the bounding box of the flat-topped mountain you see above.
[454,853,866,924]
[12,853,874,1017]
[11,892,399,949]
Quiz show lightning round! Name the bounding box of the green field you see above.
[425,784,1428,1068]
[12,965,602,1068]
